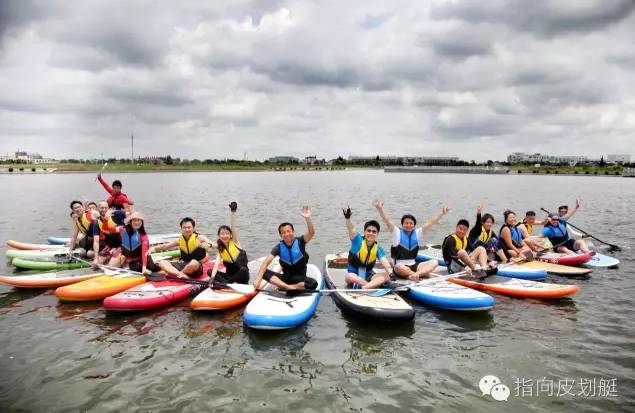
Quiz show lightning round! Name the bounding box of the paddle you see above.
[95,162,108,181]
[540,207,621,251]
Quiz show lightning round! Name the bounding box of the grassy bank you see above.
[0,162,348,172]
[511,165,623,176]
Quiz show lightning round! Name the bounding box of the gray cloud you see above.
[0,1,633,161]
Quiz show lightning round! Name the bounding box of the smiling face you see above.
[181,221,194,238]
[130,218,143,230]
[218,228,232,243]
[483,217,494,231]
[98,202,109,217]
[71,202,85,217]
[525,215,536,225]
[505,212,517,226]
[402,217,416,232]
[455,224,469,238]
[279,224,295,244]
[364,225,379,242]
[548,214,560,226]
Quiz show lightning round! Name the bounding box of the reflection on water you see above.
[0,171,634,411]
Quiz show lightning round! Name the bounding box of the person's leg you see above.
[345,272,367,288]
[573,239,590,253]
[414,261,437,278]
[457,250,477,271]
[157,260,186,277]
[363,272,390,289]
[182,260,202,277]
[393,264,417,280]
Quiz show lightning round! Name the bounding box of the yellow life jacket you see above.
[452,234,468,251]
[479,226,494,243]
[219,240,241,263]
[525,222,533,235]
[98,216,117,233]
[358,239,378,266]
[75,212,95,234]
[179,232,206,261]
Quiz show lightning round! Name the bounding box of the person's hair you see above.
[503,210,516,222]
[126,221,146,235]
[525,210,536,217]
[457,219,470,228]
[180,217,196,227]
[549,213,560,219]
[482,213,495,224]
[364,220,380,232]
[87,201,97,208]
[558,205,568,211]
[216,225,232,252]
[278,222,294,234]
[112,180,122,188]
[70,200,82,209]
[400,214,417,226]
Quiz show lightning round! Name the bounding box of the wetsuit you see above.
[98,175,134,210]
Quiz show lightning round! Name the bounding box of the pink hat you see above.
[125,211,146,225]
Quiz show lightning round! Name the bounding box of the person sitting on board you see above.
[151,217,213,279]
[68,200,100,257]
[515,210,546,253]
[342,206,393,290]
[97,172,134,210]
[109,212,159,275]
[499,210,533,259]
[252,205,318,294]
[467,205,507,264]
[442,219,493,276]
[208,201,250,285]
[541,212,591,254]
[374,199,446,281]
[91,201,129,267]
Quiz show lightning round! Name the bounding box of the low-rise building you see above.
[606,154,631,164]
[268,156,299,163]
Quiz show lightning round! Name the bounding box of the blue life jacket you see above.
[545,222,569,245]
[121,229,142,257]
[279,238,309,276]
[391,228,419,261]
[500,224,522,249]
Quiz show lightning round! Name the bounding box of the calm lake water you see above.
[0,170,633,412]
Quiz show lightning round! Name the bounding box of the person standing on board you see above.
[374,200,446,281]
[253,206,318,294]
[342,206,393,289]
[97,172,134,210]
[151,218,214,278]
[208,202,251,285]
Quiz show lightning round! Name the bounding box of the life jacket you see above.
[121,228,142,258]
[179,232,207,261]
[219,239,248,270]
[348,238,378,270]
[278,238,309,276]
[545,222,569,246]
[500,224,522,249]
[75,212,96,235]
[442,234,467,265]
[518,220,533,235]
[390,228,419,261]
[98,216,121,247]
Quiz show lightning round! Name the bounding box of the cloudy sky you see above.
[1,0,634,161]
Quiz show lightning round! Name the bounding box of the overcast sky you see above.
[1,1,634,161]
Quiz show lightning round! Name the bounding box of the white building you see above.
[606,154,631,164]
[268,156,299,163]
[508,152,589,165]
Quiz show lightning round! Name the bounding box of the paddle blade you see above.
[227,283,255,294]
[369,288,393,297]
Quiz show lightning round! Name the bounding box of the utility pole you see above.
[131,134,134,161]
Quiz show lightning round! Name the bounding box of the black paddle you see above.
[540,207,621,251]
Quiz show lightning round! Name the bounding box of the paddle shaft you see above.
[95,162,108,181]
[540,207,621,250]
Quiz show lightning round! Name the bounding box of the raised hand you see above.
[575,199,580,209]
[229,201,238,212]
[441,205,450,214]
[373,199,383,210]
[476,204,482,213]
[301,205,312,218]
[342,206,352,219]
